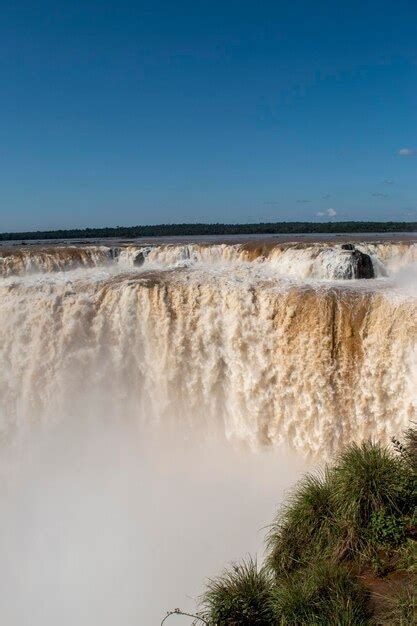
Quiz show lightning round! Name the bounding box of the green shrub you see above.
[396,471,417,518]
[197,429,416,625]
[369,511,406,547]
[201,557,275,625]
[331,442,407,554]
[266,471,336,574]
[270,561,369,625]
[267,441,414,574]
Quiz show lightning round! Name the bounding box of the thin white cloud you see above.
[296,199,312,203]
[316,208,337,218]
[381,179,394,185]
[372,192,389,199]
[397,148,416,157]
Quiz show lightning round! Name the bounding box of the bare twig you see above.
[160,607,210,625]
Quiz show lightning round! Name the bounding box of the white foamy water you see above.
[0,239,416,453]
[2,239,416,279]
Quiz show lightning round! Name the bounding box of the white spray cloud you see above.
[0,419,304,626]
[397,148,416,157]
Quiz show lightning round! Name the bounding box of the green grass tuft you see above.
[195,428,416,625]
[376,582,417,625]
[330,442,407,556]
[266,470,336,574]
[201,557,276,625]
[270,561,369,625]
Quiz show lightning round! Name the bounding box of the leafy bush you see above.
[270,561,369,625]
[369,511,406,547]
[201,557,275,625]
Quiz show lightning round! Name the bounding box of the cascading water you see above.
[0,238,416,455]
[1,239,416,277]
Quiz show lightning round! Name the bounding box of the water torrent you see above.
[0,238,416,455]
[1,239,417,279]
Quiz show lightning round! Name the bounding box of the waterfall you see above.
[0,239,415,455]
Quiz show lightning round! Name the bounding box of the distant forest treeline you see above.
[0,221,416,241]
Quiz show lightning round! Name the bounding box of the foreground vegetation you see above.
[167,427,416,624]
[1,221,416,241]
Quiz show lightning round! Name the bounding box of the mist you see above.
[0,415,306,625]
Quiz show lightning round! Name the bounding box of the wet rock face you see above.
[353,249,375,278]
[132,251,145,266]
[340,245,375,279]
[109,247,120,261]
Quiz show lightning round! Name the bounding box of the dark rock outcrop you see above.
[109,247,120,261]
[133,251,146,266]
[340,244,375,279]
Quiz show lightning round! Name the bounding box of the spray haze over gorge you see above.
[0,235,416,624]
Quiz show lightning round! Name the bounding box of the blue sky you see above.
[0,0,416,230]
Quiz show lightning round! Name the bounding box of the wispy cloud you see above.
[372,192,389,199]
[381,179,394,185]
[296,199,312,203]
[322,194,331,199]
[316,208,337,218]
[397,148,416,157]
